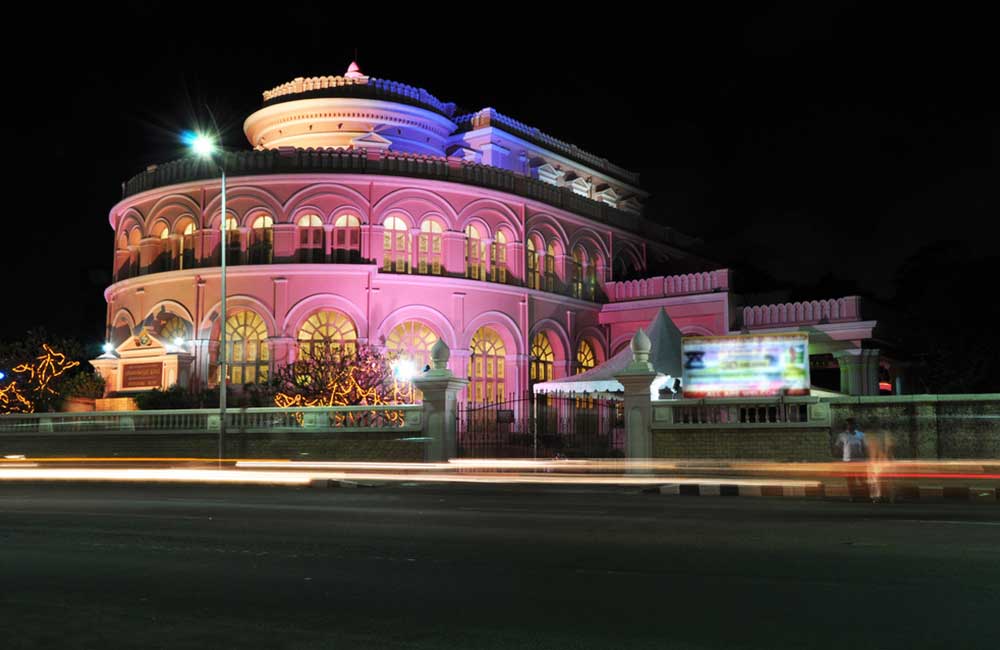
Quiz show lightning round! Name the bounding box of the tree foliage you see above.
[272,344,413,407]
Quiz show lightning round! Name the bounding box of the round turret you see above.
[243,62,457,156]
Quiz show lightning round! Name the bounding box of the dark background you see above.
[3,3,997,385]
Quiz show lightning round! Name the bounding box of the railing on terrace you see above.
[741,296,861,329]
[651,396,830,429]
[262,76,456,116]
[0,405,422,435]
[605,269,730,302]
[454,108,640,186]
[122,148,665,242]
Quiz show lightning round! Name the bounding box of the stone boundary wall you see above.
[652,427,831,461]
[828,394,1000,459]
[650,395,1000,461]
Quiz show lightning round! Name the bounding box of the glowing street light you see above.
[391,359,418,383]
[102,342,114,355]
[186,129,227,463]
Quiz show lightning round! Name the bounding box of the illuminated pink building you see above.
[94,63,885,398]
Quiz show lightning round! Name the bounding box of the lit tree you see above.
[0,342,81,414]
[272,343,414,409]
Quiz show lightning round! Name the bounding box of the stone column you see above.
[413,340,469,462]
[615,328,660,466]
[833,348,881,395]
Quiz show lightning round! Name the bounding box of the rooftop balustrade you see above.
[454,108,640,186]
[740,296,862,329]
[262,75,456,116]
[605,269,731,302]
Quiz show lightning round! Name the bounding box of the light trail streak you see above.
[0,468,311,485]
[0,467,821,488]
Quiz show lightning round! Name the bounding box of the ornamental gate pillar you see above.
[615,328,659,468]
[413,340,469,462]
[833,348,881,395]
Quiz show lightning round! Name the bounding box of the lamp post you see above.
[188,133,227,464]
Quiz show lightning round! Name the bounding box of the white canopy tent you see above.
[533,308,684,397]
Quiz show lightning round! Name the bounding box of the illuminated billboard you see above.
[681,333,810,398]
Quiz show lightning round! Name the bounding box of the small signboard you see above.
[682,333,810,398]
[495,409,515,424]
[122,362,163,389]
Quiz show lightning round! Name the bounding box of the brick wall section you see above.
[829,395,1000,459]
[652,428,831,461]
[0,431,426,461]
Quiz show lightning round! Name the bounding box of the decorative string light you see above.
[0,344,80,414]
[273,347,414,425]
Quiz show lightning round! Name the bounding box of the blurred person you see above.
[834,418,867,501]
[865,430,896,503]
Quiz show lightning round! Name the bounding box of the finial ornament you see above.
[630,328,651,364]
[430,339,450,370]
[345,61,365,80]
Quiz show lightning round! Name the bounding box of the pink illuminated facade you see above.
[94,64,887,398]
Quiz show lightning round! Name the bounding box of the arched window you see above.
[571,248,584,299]
[526,238,540,290]
[585,254,600,301]
[468,327,506,403]
[545,242,557,292]
[250,215,273,264]
[576,340,597,374]
[383,216,410,273]
[530,332,554,383]
[297,213,325,263]
[109,315,132,347]
[490,231,508,284]
[417,219,443,275]
[297,310,358,360]
[149,223,170,273]
[332,213,361,263]
[385,321,438,369]
[223,311,269,385]
[222,215,241,265]
[465,224,486,280]
[159,316,188,343]
[177,220,197,270]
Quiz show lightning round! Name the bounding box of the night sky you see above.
[4,3,996,347]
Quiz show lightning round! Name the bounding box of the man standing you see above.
[834,418,866,500]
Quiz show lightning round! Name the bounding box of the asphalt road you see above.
[1,483,998,649]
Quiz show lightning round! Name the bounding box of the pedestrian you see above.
[865,430,895,503]
[833,418,866,501]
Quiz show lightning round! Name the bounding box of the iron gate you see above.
[456,393,624,458]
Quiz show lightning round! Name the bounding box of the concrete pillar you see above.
[833,348,881,395]
[615,328,659,466]
[138,237,165,275]
[442,231,467,276]
[412,340,469,461]
[271,224,297,263]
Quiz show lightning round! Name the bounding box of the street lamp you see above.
[186,131,227,464]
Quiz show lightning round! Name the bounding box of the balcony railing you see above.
[123,149,664,242]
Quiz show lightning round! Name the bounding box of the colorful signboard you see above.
[681,333,810,398]
[122,362,163,389]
